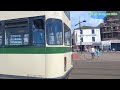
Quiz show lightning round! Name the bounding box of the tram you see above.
[0,11,73,79]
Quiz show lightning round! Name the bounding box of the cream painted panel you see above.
[45,11,62,20]
[0,11,45,20]
[45,53,73,78]
[45,54,64,78]
[0,11,71,28]
[64,52,73,71]
[0,54,45,78]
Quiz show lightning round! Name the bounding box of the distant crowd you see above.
[72,45,117,60]
[72,45,116,53]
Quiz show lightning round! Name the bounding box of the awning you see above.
[92,42,102,46]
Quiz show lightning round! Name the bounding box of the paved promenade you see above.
[69,52,120,79]
[73,52,120,61]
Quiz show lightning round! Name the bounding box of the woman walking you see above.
[95,48,101,60]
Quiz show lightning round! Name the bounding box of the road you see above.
[68,52,120,79]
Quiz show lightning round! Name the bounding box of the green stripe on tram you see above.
[0,47,72,54]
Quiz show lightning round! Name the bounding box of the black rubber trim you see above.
[54,67,73,79]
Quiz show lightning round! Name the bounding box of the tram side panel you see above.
[45,54,65,78]
[0,54,46,78]
[45,52,73,78]
[64,52,73,72]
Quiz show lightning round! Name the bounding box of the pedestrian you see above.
[95,48,101,60]
[90,46,95,60]
[112,48,115,52]
[109,48,111,52]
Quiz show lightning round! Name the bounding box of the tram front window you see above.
[64,23,71,46]
[32,19,45,46]
[46,19,63,45]
[4,19,29,46]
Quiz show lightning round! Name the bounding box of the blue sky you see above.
[70,11,106,32]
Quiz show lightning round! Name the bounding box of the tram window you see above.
[32,19,45,46]
[4,19,29,46]
[5,19,28,29]
[0,23,2,46]
[64,24,71,46]
[5,29,29,46]
[33,19,44,29]
[46,19,63,45]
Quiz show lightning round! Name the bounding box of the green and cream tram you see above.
[0,11,73,79]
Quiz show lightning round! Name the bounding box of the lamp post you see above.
[75,20,86,54]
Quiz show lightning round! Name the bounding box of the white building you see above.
[73,28,101,50]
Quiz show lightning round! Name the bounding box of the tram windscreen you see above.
[4,19,29,46]
[64,23,71,46]
[46,19,63,45]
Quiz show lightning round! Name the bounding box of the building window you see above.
[92,37,95,42]
[92,29,95,34]
[80,30,83,34]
